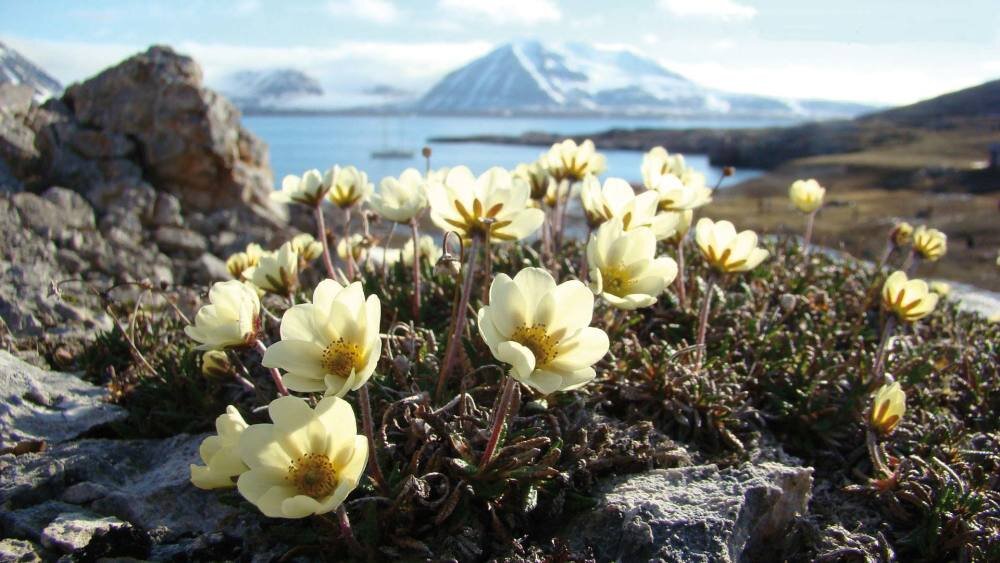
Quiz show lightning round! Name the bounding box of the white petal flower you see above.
[327,165,373,209]
[290,233,323,263]
[643,147,712,211]
[271,169,331,207]
[184,280,261,350]
[912,226,947,261]
[426,166,545,242]
[870,381,905,435]
[402,235,442,267]
[587,219,678,310]
[694,218,769,274]
[788,179,826,213]
[190,406,249,489]
[578,176,678,239]
[250,242,300,296]
[370,168,428,223]
[881,270,939,322]
[236,396,368,518]
[477,268,609,395]
[512,160,551,201]
[262,280,382,397]
[544,139,607,182]
[226,243,264,280]
[337,234,369,264]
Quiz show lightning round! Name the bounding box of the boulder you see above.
[154,226,207,257]
[567,462,813,562]
[0,538,43,562]
[62,46,282,223]
[40,511,129,554]
[0,351,126,451]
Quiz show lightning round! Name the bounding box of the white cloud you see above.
[658,0,757,21]
[327,0,399,24]
[438,0,560,25]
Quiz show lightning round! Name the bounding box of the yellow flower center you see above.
[322,339,364,379]
[511,324,558,367]
[445,198,514,241]
[287,453,338,499]
[601,265,635,297]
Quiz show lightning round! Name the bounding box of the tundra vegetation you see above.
[67,140,999,561]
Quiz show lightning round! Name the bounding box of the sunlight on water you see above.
[244,115,780,185]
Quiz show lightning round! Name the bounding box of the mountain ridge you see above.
[0,40,63,101]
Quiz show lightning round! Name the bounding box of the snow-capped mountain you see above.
[218,69,323,110]
[417,40,872,118]
[0,40,63,101]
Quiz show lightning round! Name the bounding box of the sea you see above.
[243,115,791,187]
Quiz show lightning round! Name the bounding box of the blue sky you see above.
[2,0,998,105]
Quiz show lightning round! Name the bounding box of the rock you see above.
[0,84,41,180]
[0,434,246,538]
[189,252,230,284]
[60,482,111,505]
[40,186,96,230]
[0,538,43,562]
[40,511,128,553]
[0,159,23,193]
[151,192,183,227]
[154,226,207,257]
[567,462,813,562]
[0,500,79,542]
[62,45,282,223]
[0,351,127,450]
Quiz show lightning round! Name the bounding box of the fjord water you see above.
[244,115,785,185]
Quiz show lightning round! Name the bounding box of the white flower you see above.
[327,165,373,209]
[544,139,607,182]
[477,268,609,395]
[513,160,551,201]
[789,179,826,213]
[870,381,905,435]
[881,271,938,322]
[236,396,367,519]
[694,218,769,274]
[250,242,300,296]
[370,168,428,223]
[912,226,947,261]
[426,166,545,242]
[190,406,249,489]
[643,148,711,211]
[578,176,678,239]
[262,280,381,397]
[290,234,323,263]
[402,235,442,267]
[226,243,264,280]
[271,169,332,207]
[663,210,694,245]
[184,280,261,350]
[588,219,678,310]
[337,234,369,264]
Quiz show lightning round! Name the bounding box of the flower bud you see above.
[723,166,735,177]
[422,146,432,158]
[201,350,232,378]
[870,380,905,435]
[890,222,913,247]
[434,253,462,277]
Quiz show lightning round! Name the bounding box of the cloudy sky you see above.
[2,0,998,106]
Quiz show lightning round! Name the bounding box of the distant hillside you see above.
[864,78,1000,123]
[0,40,62,101]
[218,68,323,110]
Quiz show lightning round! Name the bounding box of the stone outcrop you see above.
[567,463,813,562]
[0,351,127,450]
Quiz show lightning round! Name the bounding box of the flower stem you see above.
[866,429,891,478]
[314,205,336,280]
[343,208,356,280]
[479,375,517,467]
[694,274,717,372]
[381,222,396,284]
[357,383,389,494]
[871,315,897,385]
[336,505,364,555]
[901,248,916,275]
[253,339,289,396]
[803,209,817,255]
[876,243,894,272]
[435,235,481,403]
[482,232,493,303]
[410,219,422,319]
[675,238,687,310]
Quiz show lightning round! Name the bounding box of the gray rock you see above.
[40,186,96,230]
[151,192,183,227]
[0,351,127,450]
[154,226,207,257]
[60,481,111,505]
[567,462,813,562]
[40,511,128,553]
[0,538,43,562]
[189,252,230,284]
[0,500,78,542]
[1,434,245,539]
[0,159,23,193]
